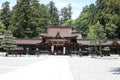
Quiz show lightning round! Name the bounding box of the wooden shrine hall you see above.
[0,26,120,56]
[39,27,82,55]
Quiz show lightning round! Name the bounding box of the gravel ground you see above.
[0,55,120,80]
[68,56,120,80]
[0,56,44,74]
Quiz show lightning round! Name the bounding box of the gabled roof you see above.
[40,27,79,39]
[47,27,72,37]
[54,31,64,39]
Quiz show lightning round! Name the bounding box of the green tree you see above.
[95,0,120,38]
[0,22,5,34]
[11,0,49,38]
[11,0,31,38]
[1,30,16,56]
[105,22,117,39]
[62,19,73,27]
[87,25,96,39]
[87,25,96,56]
[47,1,59,26]
[36,4,50,32]
[94,22,107,57]
[30,0,49,37]
[67,4,72,19]
[0,1,11,30]
[60,4,72,25]
[75,0,120,39]
[74,11,90,37]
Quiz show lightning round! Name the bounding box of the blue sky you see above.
[0,0,96,19]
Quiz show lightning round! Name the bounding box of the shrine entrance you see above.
[54,45,63,55]
[40,30,78,55]
[51,43,67,55]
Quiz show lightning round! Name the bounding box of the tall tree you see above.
[75,0,120,39]
[0,1,11,30]
[11,0,31,38]
[1,30,16,56]
[60,4,72,25]
[87,25,96,56]
[95,0,120,38]
[74,11,90,37]
[39,4,50,32]
[11,0,49,38]
[67,4,72,19]
[47,1,59,26]
[30,0,49,37]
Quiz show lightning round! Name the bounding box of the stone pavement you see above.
[0,56,74,80]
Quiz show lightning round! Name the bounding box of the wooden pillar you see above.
[63,47,66,55]
[51,45,54,54]
[26,47,29,55]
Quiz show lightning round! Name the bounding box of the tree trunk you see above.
[94,39,98,56]
[99,41,103,57]
[6,50,8,57]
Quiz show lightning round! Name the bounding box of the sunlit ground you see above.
[0,55,120,80]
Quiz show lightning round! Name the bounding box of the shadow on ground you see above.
[110,67,120,75]
[91,56,119,60]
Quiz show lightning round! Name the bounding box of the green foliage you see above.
[60,4,72,25]
[87,25,96,47]
[0,22,5,34]
[47,1,59,26]
[75,0,120,39]
[94,22,107,57]
[74,12,90,37]
[87,25,96,39]
[103,47,110,51]
[1,0,119,39]
[94,22,107,43]
[87,22,107,57]
[105,22,117,39]
[62,19,73,27]
[11,0,32,38]
[30,0,49,37]
[0,1,11,30]
[0,1,73,38]
[1,30,16,51]
[11,0,49,38]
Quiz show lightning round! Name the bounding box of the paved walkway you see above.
[0,56,74,80]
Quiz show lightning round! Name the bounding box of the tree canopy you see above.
[1,30,16,56]
[0,0,120,39]
[0,1,11,30]
[74,0,120,39]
